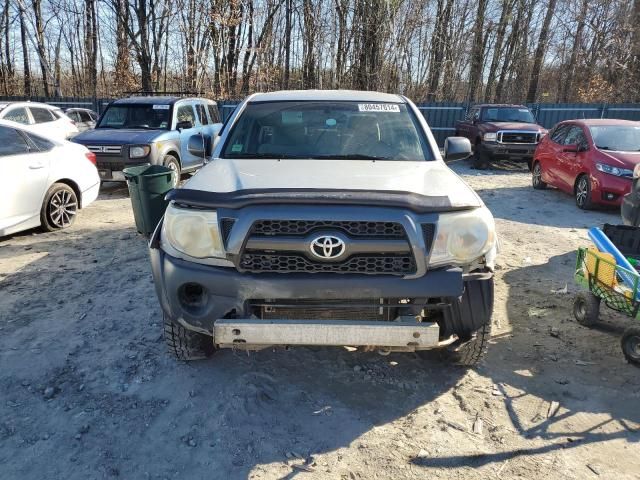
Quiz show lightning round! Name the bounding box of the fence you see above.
[3,95,640,147]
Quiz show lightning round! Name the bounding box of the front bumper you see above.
[480,142,537,160]
[591,170,632,206]
[149,248,465,335]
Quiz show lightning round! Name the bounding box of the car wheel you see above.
[573,292,600,327]
[575,174,593,210]
[40,183,78,232]
[532,162,547,190]
[621,326,640,366]
[418,278,493,367]
[163,313,215,361]
[472,143,489,170]
[164,155,181,188]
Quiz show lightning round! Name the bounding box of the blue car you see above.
[72,96,223,186]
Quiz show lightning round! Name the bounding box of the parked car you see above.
[64,107,98,132]
[455,104,547,169]
[0,101,79,140]
[0,120,100,237]
[532,119,640,210]
[71,96,223,186]
[149,90,497,367]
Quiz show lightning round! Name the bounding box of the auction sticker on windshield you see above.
[153,105,170,110]
[358,104,400,113]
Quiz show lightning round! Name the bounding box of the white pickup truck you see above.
[149,90,497,366]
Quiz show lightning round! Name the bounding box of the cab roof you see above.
[560,118,640,127]
[474,103,528,109]
[248,90,406,103]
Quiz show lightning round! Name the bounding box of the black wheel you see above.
[472,143,489,170]
[40,183,78,232]
[163,155,181,188]
[575,175,593,210]
[532,162,547,190]
[527,159,533,172]
[621,326,640,366]
[163,313,215,361]
[419,278,494,367]
[573,292,600,327]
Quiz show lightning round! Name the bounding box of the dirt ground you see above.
[1,160,640,480]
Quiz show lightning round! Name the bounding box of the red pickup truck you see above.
[455,104,547,169]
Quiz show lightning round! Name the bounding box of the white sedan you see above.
[0,101,79,140]
[0,121,100,237]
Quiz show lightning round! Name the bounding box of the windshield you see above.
[222,101,434,160]
[482,107,535,123]
[97,104,170,130]
[590,125,640,152]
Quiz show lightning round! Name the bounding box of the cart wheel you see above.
[621,326,640,366]
[573,292,600,327]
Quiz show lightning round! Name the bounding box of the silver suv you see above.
[149,90,497,366]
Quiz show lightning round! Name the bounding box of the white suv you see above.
[0,102,79,140]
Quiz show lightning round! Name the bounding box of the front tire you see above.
[575,174,593,210]
[419,278,494,367]
[163,155,181,188]
[532,162,547,190]
[472,143,489,170]
[40,183,78,232]
[163,314,215,361]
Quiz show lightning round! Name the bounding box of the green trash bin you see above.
[123,164,175,236]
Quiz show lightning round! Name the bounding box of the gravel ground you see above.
[1,160,640,479]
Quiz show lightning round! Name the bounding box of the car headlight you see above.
[161,203,225,258]
[429,208,496,266]
[129,145,151,158]
[483,132,497,142]
[595,163,633,177]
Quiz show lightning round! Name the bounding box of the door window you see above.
[207,104,221,123]
[4,107,30,124]
[67,111,80,122]
[30,107,56,123]
[550,125,570,144]
[563,126,586,147]
[176,104,196,127]
[195,104,209,125]
[0,126,30,155]
[79,111,92,122]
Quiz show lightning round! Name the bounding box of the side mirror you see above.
[444,136,472,161]
[187,134,205,157]
[563,144,579,153]
[177,120,193,130]
[577,143,589,153]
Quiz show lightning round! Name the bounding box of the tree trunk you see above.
[19,5,31,96]
[466,0,488,102]
[526,0,557,103]
[560,0,588,102]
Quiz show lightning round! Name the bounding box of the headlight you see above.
[429,208,496,266]
[595,163,633,177]
[129,145,151,158]
[483,132,497,142]
[161,203,225,258]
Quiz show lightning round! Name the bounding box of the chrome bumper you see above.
[213,319,440,350]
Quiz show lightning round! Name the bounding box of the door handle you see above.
[29,162,44,169]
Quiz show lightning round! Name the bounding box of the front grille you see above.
[421,224,435,252]
[499,132,538,144]
[251,220,405,238]
[88,145,122,155]
[240,253,416,275]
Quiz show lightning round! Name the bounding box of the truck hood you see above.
[184,158,483,209]
[72,128,164,145]
[482,122,543,132]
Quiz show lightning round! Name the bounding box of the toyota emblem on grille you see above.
[310,235,346,260]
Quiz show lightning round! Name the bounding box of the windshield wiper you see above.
[309,154,392,160]
[596,145,611,150]
[127,125,153,129]
[225,153,310,159]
